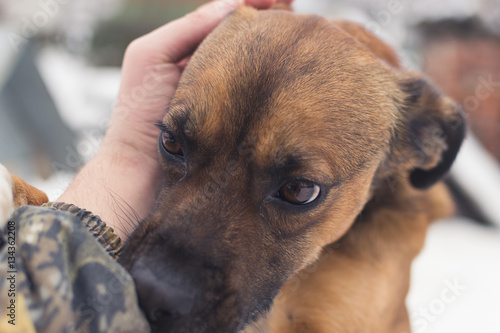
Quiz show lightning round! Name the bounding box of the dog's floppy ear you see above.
[335,22,466,189]
[393,74,466,189]
[333,21,465,190]
[335,21,401,68]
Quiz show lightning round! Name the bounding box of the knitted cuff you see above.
[42,202,123,259]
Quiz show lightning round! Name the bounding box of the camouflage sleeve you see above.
[0,205,150,333]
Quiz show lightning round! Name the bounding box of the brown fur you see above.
[260,183,454,333]
[120,6,465,333]
[11,174,48,208]
[335,20,401,68]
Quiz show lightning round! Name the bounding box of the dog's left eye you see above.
[161,131,183,156]
[278,180,321,205]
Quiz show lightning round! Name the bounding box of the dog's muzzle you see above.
[130,257,200,326]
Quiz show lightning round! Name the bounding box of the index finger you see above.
[246,0,293,9]
[128,0,294,65]
[133,0,244,65]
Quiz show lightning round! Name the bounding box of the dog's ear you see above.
[391,74,466,189]
[335,21,401,68]
[335,22,466,189]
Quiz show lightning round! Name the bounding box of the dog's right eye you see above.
[278,180,321,205]
[161,131,183,157]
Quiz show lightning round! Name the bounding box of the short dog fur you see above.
[0,164,48,225]
[119,5,465,333]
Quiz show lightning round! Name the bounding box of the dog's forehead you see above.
[168,7,399,177]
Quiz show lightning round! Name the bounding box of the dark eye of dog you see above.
[161,131,183,156]
[278,180,320,205]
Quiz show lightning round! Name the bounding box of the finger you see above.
[177,56,192,72]
[245,0,293,8]
[135,0,243,65]
[245,0,275,8]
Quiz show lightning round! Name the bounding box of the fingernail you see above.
[216,0,244,15]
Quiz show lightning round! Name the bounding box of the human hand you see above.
[59,0,293,240]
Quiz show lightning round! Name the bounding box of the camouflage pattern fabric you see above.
[0,205,150,333]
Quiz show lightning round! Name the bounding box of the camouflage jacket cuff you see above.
[42,201,123,259]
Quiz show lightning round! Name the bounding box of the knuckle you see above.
[186,7,213,23]
[124,37,147,58]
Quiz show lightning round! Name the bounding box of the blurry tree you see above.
[90,0,205,66]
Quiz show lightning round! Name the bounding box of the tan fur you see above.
[335,21,401,68]
[262,183,454,333]
[11,174,48,208]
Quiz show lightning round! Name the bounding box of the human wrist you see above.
[58,147,160,240]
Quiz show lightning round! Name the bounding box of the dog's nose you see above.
[130,258,198,326]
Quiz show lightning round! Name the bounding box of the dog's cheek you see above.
[118,213,163,269]
[313,176,377,247]
[159,161,187,186]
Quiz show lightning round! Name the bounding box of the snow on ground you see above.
[408,218,500,333]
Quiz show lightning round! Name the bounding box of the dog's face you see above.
[119,6,464,333]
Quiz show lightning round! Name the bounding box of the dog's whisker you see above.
[102,186,142,238]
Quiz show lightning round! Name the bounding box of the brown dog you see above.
[119,5,465,333]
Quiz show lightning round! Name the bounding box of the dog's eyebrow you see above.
[155,120,185,135]
[272,155,302,175]
[263,153,340,186]
[155,121,170,132]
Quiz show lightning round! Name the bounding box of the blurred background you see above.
[0,0,499,332]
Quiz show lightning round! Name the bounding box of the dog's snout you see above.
[130,258,198,327]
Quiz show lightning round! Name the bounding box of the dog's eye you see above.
[278,180,320,205]
[161,131,183,156]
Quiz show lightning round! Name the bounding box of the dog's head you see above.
[119,6,465,332]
